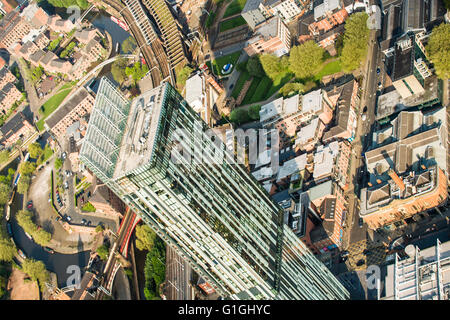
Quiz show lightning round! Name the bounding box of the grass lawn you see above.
[231,71,250,99]
[223,0,247,18]
[36,81,76,131]
[81,202,96,212]
[265,71,294,98]
[239,70,294,105]
[219,16,247,33]
[208,51,241,76]
[314,59,342,81]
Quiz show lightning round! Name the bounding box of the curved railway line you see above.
[102,0,172,87]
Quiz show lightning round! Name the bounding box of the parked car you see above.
[363,249,373,256]
[27,201,33,209]
[66,216,72,222]
[376,67,381,74]
[340,250,350,258]
[18,249,26,259]
[359,217,364,228]
[61,152,67,160]
[81,219,87,225]
[64,181,69,189]
[356,259,365,266]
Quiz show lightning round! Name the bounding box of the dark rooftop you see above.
[390,33,414,81]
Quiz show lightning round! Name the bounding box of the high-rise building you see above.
[79,77,349,300]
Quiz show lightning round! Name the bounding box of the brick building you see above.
[322,78,359,143]
[244,16,290,57]
[0,0,17,15]
[45,87,95,138]
[0,112,36,148]
[0,11,31,50]
[0,82,21,113]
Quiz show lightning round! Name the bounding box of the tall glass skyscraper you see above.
[80,77,349,300]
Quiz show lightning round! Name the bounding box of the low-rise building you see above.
[313,140,351,189]
[244,16,290,57]
[322,78,358,143]
[87,181,125,219]
[0,11,31,50]
[45,87,95,138]
[0,112,36,148]
[293,117,325,152]
[0,82,21,113]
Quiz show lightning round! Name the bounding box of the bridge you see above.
[77,4,96,25]
[65,207,141,300]
[77,54,138,86]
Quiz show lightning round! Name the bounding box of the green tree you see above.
[122,36,137,54]
[248,105,261,120]
[279,82,305,97]
[341,12,370,72]
[17,175,31,195]
[426,23,450,80]
[0,238,17,262]
[289,41,325,79]
[259,54,283,80]
[0,150,9,164]
[246,56,265,78]
[33,229,51,247]
[176,65,194,88]
[16,210,35,234]
[95,224,105,233]
[97,244,109,260]
[18,162,36,176]
[125,62,149,84]
[0,275,7,299]
[0,183,10,205]
[21,259,49,291]
[229,108,251,124]
[54,158,63,170]
[236,59,248,72]
[135,224,156,252]
[28,142,43,159]
[111,58,128,84]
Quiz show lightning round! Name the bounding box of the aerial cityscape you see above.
[0,0,448,303]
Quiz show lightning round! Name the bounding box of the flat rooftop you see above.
[113,84,166,179]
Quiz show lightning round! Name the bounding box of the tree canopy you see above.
[176,65,194,88]
[340,12,370,72]
[28,142,43,159]
[289,41,325,79]
[135,224,157,252]
[97,244,109,260]
[0,183,10,205]
[18,162,36,176]
[246,56,265,78]
[111,58,129,84]
[426,23,450,80]
[17,174,31,195]
[259,54,284,80]
[16,210,51,246]
[122,36,137,54]
[0,238,17,262]
[21,259,49,291]
[0,150,9,164]
[125,62,149,84]
[279,82,305,97]
[248,105,261,120]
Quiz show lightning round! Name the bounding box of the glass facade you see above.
[80,77,349,300]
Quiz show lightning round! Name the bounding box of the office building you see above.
[80,77,349,300]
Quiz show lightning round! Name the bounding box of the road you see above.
[345,28,382,248]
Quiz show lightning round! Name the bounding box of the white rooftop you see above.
[252,166,274,181]
[276,153,307,182]
[259,97,283,123]
[313,141,339,179]
[283,94,300,115]
[185,73,204,112]
[295,117,320,146]
[255,149,273,168]
[301,89,322,114]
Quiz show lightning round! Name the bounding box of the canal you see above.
[5,157,90,288]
